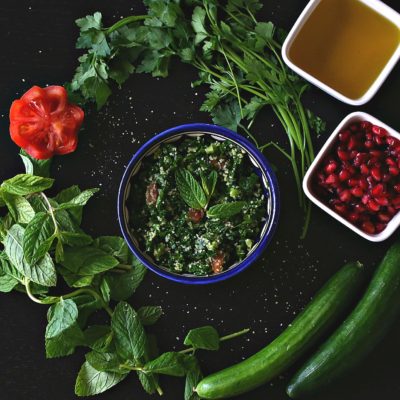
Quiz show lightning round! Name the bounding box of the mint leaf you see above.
[56,188,99,210]
[112,301,147,361]
[184,326,220,351]
[207,201,246,219]
[60,231,93,247]
[23,212,55,264]
[19,150,52,177]
[54,186,84,225]
[138,306,163,326]
[5,224,57,287]
[83,325,112,350]
[86,351,124,373]
[45,298,84,358]
[138,370,159,395]
[201,170,218,198]
[61,246,119,276]
[184,355,203,400]
[75,361,127,397]
[103,258,146,301]
[2,192,35,224]
[1,174,54,196]
[93,236,130,264]
[176,169,207,210]
[144,352,187,377]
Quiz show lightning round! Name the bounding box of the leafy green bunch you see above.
[68,0,326,237]
[0,152,248,398]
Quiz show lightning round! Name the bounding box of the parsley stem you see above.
[105,15,148,34]
[179,328,250,354]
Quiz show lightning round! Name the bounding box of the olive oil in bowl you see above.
[287,0,400,101]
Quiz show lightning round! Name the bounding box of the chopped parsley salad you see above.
[128,136,268,276]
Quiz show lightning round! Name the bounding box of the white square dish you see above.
[282,0,400,106]
[303,112,400,242]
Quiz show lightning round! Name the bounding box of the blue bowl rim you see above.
[117,123,280,284]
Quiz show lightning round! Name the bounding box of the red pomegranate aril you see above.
[378,213,391,223]
[338,169,350,181]
[337,148,350,161]
[351,187,364,197]
[374,135,384,145]
[350,123,360,132]
[366,132,373,140]
[325,174,339,185]
[370,150,383,158]
[375,223,387,233]
[324,161,337,174]
[339,130,351,142]
[389,166,399,176]
[361,121,372,130]
[371,184,384,196]
[361,194,370,204]
[375,196,389,206]
[364,140,374,149]
[350,150,358,160]
[360,164,369,175]
[348,213,359,222]
[367,199,380,212]
[371,167,382,181]
[361,221,376,234]
[372,125,387,136]
[354,204,366,213]
[348,137,358,150]
[334,203,348,215]
[392,196,400,207]
[394,184,400,193]
[386,157,396,167]
[358,178,368,190]
[348,178,358,187]
[386,136,396,146]
[339,189,352,202]
[387,206,397,216]
[382,173,391,183]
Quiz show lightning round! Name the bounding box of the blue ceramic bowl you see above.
[118,123,280,284]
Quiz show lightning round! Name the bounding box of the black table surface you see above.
[0,1,399,399]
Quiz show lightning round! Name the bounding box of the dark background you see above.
[0,1,399,399]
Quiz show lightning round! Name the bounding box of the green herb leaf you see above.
[56,188,99,210]
[93,236,130,263]
[19,150,52,177]
[201,170,218,199]
[60,231,93,247]
[2,192,36,224]
[85,351,125,373]
[61,246,119,276]
[23,212,55,264]
[1,174,54,196]
[207,201,246,219]
[184,355,203,400]
[103,258,146,301]
[112,301,147,361]
[138,306,163,326]
[4,224,57,287]
[45,298,84,358]
[75,361,127,397]
[176,169,207,210]
[144,352,187,377]
[184,326,220,351]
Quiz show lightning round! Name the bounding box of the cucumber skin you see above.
[287,242,400,399]
[196,262,365,399]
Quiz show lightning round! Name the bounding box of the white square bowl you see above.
[282,0,400,106]
[303,112,400,242]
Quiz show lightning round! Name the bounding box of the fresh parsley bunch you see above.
[0,151,248,398]
[68,0,326,237]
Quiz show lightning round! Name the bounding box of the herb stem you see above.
[41,192,59,237]
[105,15,148,34]
[179,328,250,354]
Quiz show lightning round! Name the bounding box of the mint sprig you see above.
[176,169,208,210]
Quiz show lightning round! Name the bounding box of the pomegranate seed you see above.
[370,150,383,158]
[367,176,375,187]
[361,221,376,234]
[389,166,399,176]
[364,140,374,149]
[333,203,348,215]
[359,178,368,190]
[361,121,372,130]
[360,164,369,175]
[374,135,384,145]
[386,136,396,146]
[337,148,350,161]
[338,169,350,181]
[348,137,358,150]
[324,161,337,174]
[188,208,205,223]
[350,150,358,159]
[351,187,364,197]
[339,130,351,142]
[366,132,373,140]
[387,206,397,216]
[348,212,359,222]
[350,123,360,132]
[375,223,386,233]
[325,174,339,185]
[371,184,383,196]
[339,189,352,202]
[362,194,370,204]
[375,197,389,206]
[348,178,359,187]
[392,196,400,207]
[382,173,391,182]
[386,157,396,167]
[354,204,366,213]
[367,199,380,212]
[394,184,400,193]
[378,213,391,223]
[371,167,382,181]
[372,125,387,136]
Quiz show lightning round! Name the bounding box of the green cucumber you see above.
[287,242,400,398]
[196,261,366,399]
